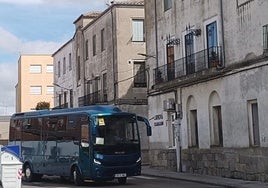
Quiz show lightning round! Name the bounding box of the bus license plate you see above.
[115,173,126,178]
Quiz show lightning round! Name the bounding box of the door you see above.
[79,115,91,177]
[185,33,195,74]
[206,21,218,67]
[252,103,260,146]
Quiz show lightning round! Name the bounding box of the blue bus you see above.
[9,105,151,185]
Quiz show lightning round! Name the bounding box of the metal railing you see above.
[78,90,106,107]
[53,103,68,109]
[154,46,223,84]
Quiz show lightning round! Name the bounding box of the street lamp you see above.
[53,83,71,91]
[137,53,156,59]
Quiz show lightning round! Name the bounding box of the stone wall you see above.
[181,148,268,182]
[149,149,177,171]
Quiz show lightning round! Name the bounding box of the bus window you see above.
[81,124,89,148]
[22,118,42,141]
[10,119,22,141]
[95,115,139,146]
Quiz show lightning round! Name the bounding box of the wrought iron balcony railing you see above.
[53,103,69,109]
[154,46,223,85]
[78,90,107,107]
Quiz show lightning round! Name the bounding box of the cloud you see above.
[0,0,107,6]
[0,27,63,114]
[0,0,42,4]
[0,27,63,55]
[0,61,17,115]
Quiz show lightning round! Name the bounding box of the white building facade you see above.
[145,0,268,181]
[53,39,74,109]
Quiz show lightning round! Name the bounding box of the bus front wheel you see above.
[72,166,83,186]
[24,164,33,182]
[118,177,127,185]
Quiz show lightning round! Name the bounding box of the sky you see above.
[0,0,111,115]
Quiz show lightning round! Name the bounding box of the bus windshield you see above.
[94,115,139,146]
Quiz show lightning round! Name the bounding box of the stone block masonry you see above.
[181,148,268,182]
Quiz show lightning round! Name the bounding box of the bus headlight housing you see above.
[136,157,141,163]
[94,159,101,165]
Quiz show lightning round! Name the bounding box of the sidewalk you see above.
[141,166,268,188]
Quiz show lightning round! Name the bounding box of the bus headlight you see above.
[136,157,141,163]
[94,159,101,165]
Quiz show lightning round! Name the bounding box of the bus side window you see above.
[81,124,89,148]
[10,119,21,141]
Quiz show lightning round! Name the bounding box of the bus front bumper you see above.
[91,162,141,181]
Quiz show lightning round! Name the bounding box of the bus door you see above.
[79,115,91,177]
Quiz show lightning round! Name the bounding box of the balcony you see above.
[78,90,107,107]
[154,46,223,85]
[53,103,68,109]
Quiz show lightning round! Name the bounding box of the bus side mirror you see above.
[137,116,152,136]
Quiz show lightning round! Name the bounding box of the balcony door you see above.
[167,44,175,81]
[206,21,218,67]
[185,33,195,74]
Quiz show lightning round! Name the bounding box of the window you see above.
[46,64,53,73]
[69,53,72,71]
[93,35,96,56]
[248,100,260,146]
[30,65,41,73]
[46,86,54,95]
[164,0,172,11]
[85,40,89,59]
[30,86,42,95]
[64,91,67,104]
[77,48,81,81]
[57,61,61,77]
[70,89,73,108]
[211,106,223,147]
[63,57,66,74]
[134,61,146,87]
[263,24,268,51]
[102,73,107,102]
[101,28,105,51]
[132,19,144,42]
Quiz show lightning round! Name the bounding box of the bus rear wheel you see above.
[72,166,84,186]
[118,177,127,185]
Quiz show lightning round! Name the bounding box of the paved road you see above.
[22,175,226,188]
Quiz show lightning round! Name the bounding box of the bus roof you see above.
[11,105,133,119]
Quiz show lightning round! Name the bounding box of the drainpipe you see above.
[111,6,117,103]
[219,0,226,67]
[154,0,159,68]
[174,88,182,172]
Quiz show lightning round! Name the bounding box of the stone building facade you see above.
[145,0,268,181]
